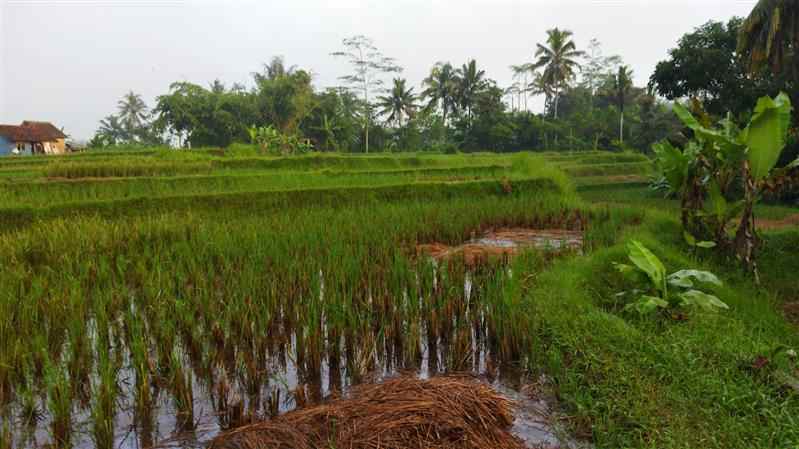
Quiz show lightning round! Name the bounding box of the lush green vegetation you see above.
[1,149,797,449]
[4,2,799,449]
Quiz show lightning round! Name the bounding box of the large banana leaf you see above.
[668,270,723,288]
[672,103,746,159]
[679,290,729,311]
[703,180,745,224]
[740,93,793,180]
[627,240,666,292]
[652,140,689,192]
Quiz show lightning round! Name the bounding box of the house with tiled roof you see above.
[0,121,68,155]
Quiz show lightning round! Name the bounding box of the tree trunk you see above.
[553,90,560,120]
[734,163,760,283]
[442,108,448,142]
[619,112,624,143]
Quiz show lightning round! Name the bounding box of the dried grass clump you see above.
[210,376,526,449]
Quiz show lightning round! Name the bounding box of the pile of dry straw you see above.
[210,376,527,449]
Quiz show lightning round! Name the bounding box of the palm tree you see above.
[526,72,554,113]
[510,63,535,111]
[504,82,521,112]
[532,28,584,119]
[117,91,149,137]
[510,63,534,111]
[455,59,487,126]
[738,0,799,75]
[97,114,128,144]
[209,79,226,94]
[313,114,343,151]
[377,78,417,127]
[254,56,298,84]
[421,62,457,130]
[610,66,634,143]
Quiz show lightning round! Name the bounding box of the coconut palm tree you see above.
[421,62,458,129]
[97,114,128,144]
[532,28,584,119]
[610,66,634,143]
[738,0,799,75]
[377,78,417,127]
[117,91,150,137]
[455,59,487,126]
[254,56,298,84]
[510,63,534,111]
[526,71,554,113]
[504,82,521,112]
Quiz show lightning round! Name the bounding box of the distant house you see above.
[0,121,68,156]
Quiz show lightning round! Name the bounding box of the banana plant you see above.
[614,240,728,314]
[652,93,796,280]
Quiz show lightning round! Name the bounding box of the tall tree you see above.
[455,59,487,128]
[650,19,777,117]
[509,63,533,111]
[532,28,584,119]
[253,56,298,84]
[377,78,417,127]
[253,69,315,135]
[95,115,128,145]
[581,38,622,110]
[421,62,457,136]
[609,65,634,143]
[331,35,402,153]
[527,72,554,113]
[117,91,150,138]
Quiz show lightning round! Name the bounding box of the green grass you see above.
[526,209,799,448]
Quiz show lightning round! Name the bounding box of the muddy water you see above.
[6,229,586,449]
[418,228,583,265]
[8,337,581,449]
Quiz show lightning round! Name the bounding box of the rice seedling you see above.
[90,346,119,449]
[0,150,671,447]
[170,350,195,431]
[44,362,72,448]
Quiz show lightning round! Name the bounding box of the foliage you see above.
[421,62,458,136]
[606,66,634,143]
[248,125,313,155]
[92,91,161,147]
[377,78,417,127]
[614,240,727,314]
[331,35,403,153]
[531,28,585,119]
[650,18,789,118]
[154,81,254,148]
[653,93,796,278]
[454,59,488,127]
[580,38,622,102]
[738,0,799,75]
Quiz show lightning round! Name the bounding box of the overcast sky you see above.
[1,0,757,140]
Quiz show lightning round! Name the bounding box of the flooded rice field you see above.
[3,229,585,449]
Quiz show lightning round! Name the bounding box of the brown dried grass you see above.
[209,376,527,449]
[756,213,799,230]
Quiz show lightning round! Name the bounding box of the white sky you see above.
[1,0,757,140]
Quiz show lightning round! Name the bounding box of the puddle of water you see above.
[418,228,583,265]
[7,320,580,449]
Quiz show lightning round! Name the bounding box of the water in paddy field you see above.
[5,229,587,449]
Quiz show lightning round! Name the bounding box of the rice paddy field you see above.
[1,148,798,449]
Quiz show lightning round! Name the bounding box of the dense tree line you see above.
[91,2,799,155]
